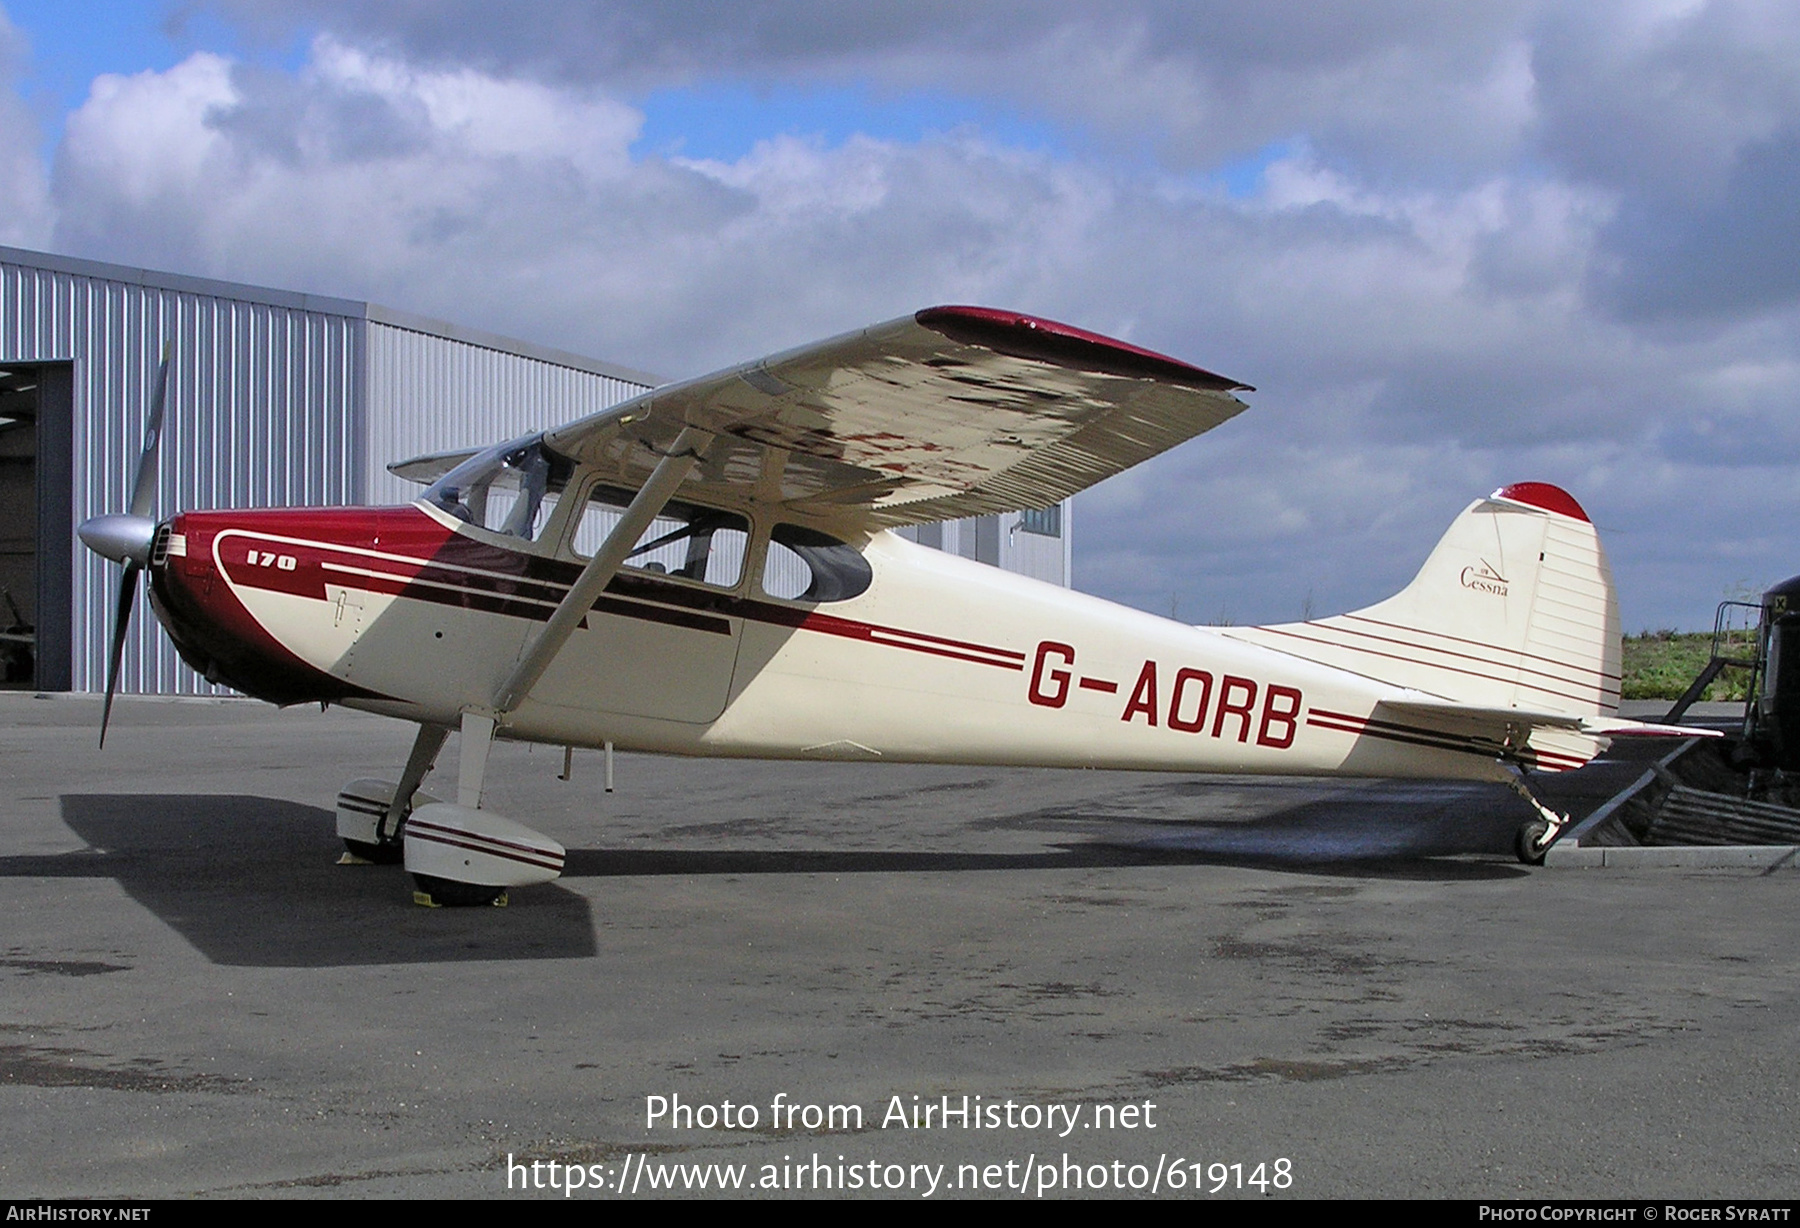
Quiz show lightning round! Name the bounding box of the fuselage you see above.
[147,500,1527,784]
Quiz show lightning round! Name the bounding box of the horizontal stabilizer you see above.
[1382,698,1721,739]
[1579,715,1726,739]
[1366,697,1720,774]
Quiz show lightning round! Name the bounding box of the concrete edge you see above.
[1544,843,1800,869]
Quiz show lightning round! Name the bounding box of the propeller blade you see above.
[127,350,170,521]
[99,561,140,749]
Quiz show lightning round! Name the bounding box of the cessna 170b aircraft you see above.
[77,305,1701,904]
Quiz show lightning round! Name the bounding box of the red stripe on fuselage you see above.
[1252,623,1611,708]
[1339,613,1622,685]
[183,504,1030,687]
[151,508,409,705]
[1304,706,1594,772]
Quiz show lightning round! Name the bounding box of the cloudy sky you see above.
[3,1,1798,630]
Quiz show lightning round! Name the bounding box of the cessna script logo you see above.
[1459,559,1509,596]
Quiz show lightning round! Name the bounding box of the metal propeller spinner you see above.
[76,349,170,747]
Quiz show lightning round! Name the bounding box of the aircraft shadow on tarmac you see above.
[554,845,1528,882]
[3,788,1538,968]
[977,775,1547,868]
[554,777,1540,881]
[42,794,600,968]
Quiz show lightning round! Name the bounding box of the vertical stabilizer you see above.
[1224,483,1620,716]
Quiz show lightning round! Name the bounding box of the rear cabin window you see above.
[573,485,749,589]
[761,524,872,602]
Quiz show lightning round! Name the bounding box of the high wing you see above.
[529,306,1250,529]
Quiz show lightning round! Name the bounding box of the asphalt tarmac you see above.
[1,693,1794,1200]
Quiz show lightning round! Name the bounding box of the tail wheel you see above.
[1515,819,1550,865]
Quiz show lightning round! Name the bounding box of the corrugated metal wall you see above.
[0,255,362,695]
[901,507,1073,587]
[362,317,650,506]
[997,505,1074,587]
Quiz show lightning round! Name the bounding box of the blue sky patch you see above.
[633,81,1069,163]
[7,0,305,120]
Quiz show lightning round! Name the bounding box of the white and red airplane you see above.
[78,306,1700,904]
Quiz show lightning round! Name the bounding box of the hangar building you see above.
[0,245,1071,696]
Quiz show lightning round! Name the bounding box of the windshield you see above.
[422,433,574,542]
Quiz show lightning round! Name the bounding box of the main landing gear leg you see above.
[410,711,507,904]
[405,710,565,908]
[456,710,496,809]
[335,722,449,865]
[388,722,452,840]
[1506,772,1570,866]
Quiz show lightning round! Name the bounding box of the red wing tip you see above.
[1491,482,1589,522]
[914,305,1252,393]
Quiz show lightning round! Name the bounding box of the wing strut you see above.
[455,425,716,808]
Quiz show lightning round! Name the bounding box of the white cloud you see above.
[310,39,641,175]
[58,54,236,228]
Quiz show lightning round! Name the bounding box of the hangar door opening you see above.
[0,362,72,691]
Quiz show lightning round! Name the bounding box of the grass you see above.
[1620,630,1755,702]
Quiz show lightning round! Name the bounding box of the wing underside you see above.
[529,306,1250,530]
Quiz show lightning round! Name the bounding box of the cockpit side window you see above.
[761,524,872,602]
[574,484,750,589]
[423,434,573,543]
